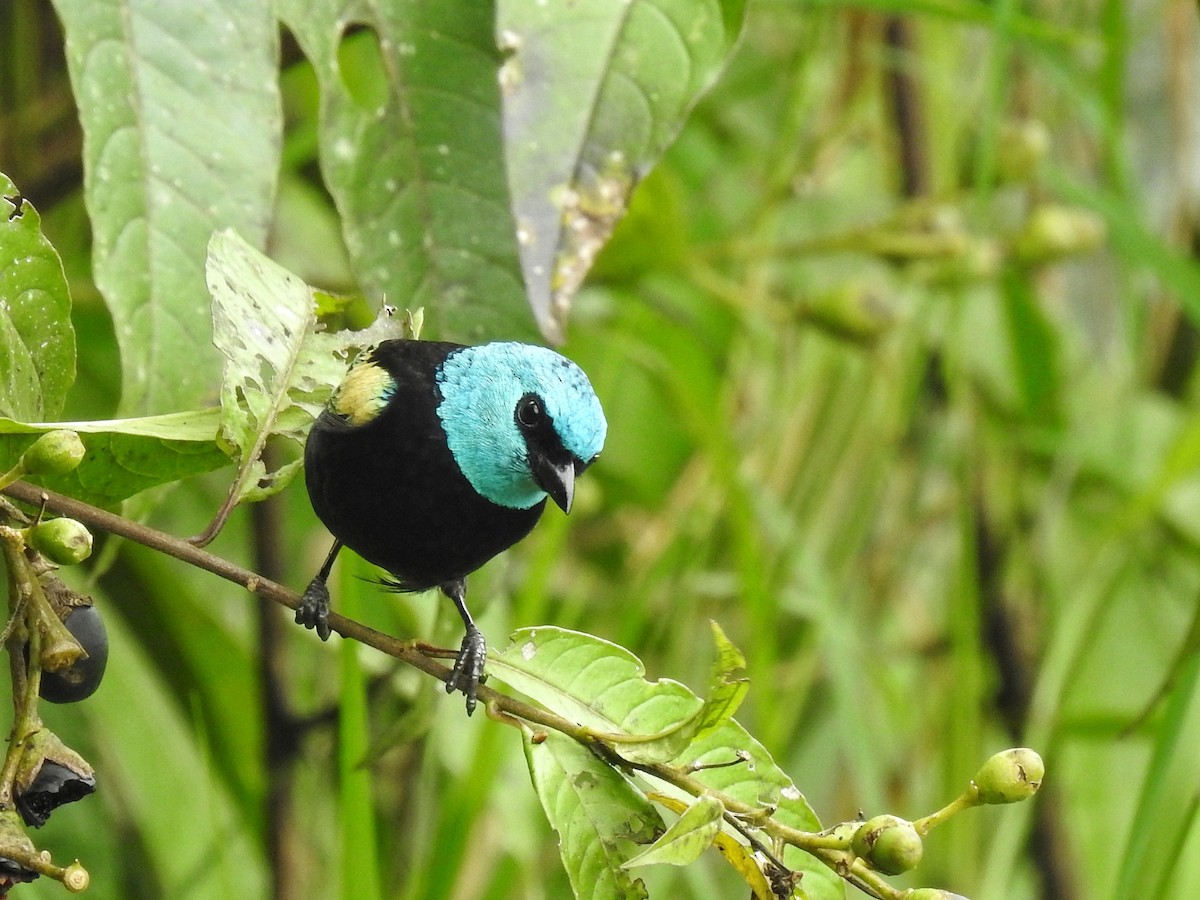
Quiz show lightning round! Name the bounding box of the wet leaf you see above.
[277,0,531,343]
[51,0,281,413]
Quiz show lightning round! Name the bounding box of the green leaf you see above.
[0,411,230,507]
[523,729,660,900]
[493,627,844,900]
[337,568,384,900]
[647,792,777,899]
[116,543,265,829]
[0,175,76,421]
[1000,266,1061,427]
[490,626,703,763]
[622,793,724,869]
[206,230,414,515]
[492,624,745,764]
[675,722,845,900]
[693,620,750,741]
[498,0,745,339]
[51,0,281,414]
[211,230,332,503]
[277,0,531,343]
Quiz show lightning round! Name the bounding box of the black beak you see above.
[532,455,575,514]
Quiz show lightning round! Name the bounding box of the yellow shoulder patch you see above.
[331,357,395,425]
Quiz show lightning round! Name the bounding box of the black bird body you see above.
[304,341,545,591]
[300,338,606,713]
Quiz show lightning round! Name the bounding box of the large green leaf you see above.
[491,626,702,755]
[51,0,281,414]
[493,624,745,764]
[497,0,746,339]
[492,627,844,900]
[0,175,76,421]
[0,411,229,507]
[277,0,531,343]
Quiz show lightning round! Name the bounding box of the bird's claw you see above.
[296,577,332,641]
[447,625,488,715]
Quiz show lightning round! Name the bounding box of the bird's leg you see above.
[296,540,342,641]
[442,579,487,716]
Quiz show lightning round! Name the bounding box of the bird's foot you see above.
[446,625,488,715]
[296,577,332,641]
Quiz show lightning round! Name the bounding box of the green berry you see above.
[20,430,85,476]
[28,518,93,566]
[995,119,1050,183]
[852,814,924,875]
[804,281,895,344]
[1012,205,1105,264]
[973,748,1044,804]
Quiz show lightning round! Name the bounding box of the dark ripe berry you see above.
[15,760,96,828]
[40,605,108,704]
[0,856,39,887]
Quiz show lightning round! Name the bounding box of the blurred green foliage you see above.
[3,0,1200,899]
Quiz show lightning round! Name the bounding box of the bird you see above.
[297,338,607,714]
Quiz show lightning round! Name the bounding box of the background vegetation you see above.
[3,0,1200,898]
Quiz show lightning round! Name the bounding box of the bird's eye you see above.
[516,395,542,429]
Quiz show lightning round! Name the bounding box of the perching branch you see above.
[1,479,1036,900]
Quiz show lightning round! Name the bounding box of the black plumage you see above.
[304,341,545,590]
[298,338,606,714]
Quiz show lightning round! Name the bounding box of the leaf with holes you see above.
[206,229,408,520]
[277,0,531,343]
[0,176,76,422]
[498,0,746,340]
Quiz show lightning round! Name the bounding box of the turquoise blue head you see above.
[435,342,607,510]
